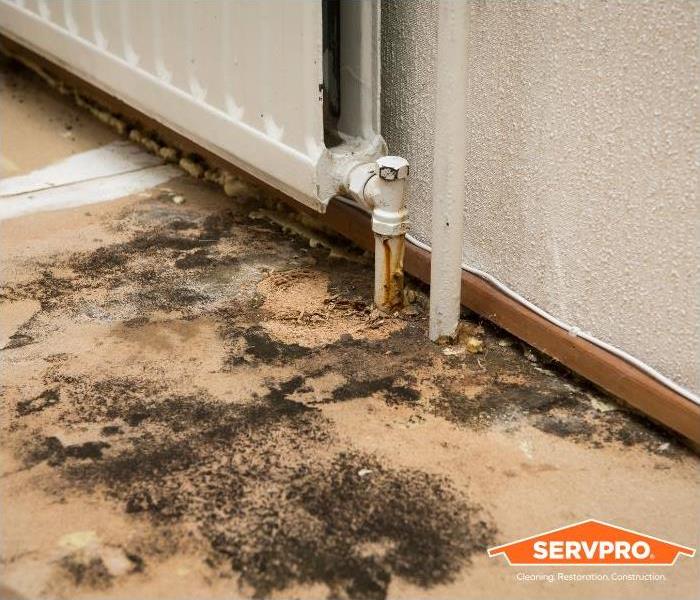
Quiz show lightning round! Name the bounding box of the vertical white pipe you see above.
[429,1,469,341]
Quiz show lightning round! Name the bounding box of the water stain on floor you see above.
[1,176,697,600]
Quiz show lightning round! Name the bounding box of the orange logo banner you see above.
[488,520,695,566]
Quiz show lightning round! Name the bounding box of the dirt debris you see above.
[0,157,694,599]
[2,188,689,460]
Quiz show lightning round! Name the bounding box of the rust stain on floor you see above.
[1,58,699,600]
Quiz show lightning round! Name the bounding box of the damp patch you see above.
[19,375,494,599]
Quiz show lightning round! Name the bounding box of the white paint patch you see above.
[0,140,165,197]
[0,166,179,222]
[0,142,179,222]
[519,440,534,460]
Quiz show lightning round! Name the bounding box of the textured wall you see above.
[381,1,700,395]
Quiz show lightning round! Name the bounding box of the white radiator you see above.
[0,0,383,211]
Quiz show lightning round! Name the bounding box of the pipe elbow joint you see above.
[344,162,376,212]
[365,156,410,237]
[343,156,410,236]
[342,156,410,313]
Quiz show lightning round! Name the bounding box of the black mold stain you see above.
[3,212,243,318]
[431,362,681,454]
[174,249,214,269]
[168,218,198,231]
[601,413,678,450]
[214,286,682,456]
[60,555,112,588]
[199,210,240,241]
[17,388,60,416]
[244,318,684,455]
[129,232,217,252]
[69,231,216,278]
[27,436,109,466]
[101,425,123,436]
[330,376,421,405]
[123,316,149,328]
[431,383,582,430]
[58,548,142,589]
[3,332,34,349]
[174,249,239,271]
[535,415,595,438]
[129,286,209,311]
[212,451,493,600]
[72,245,129,275]
[218,318,314,367]
[242,326,311,362]
[31,375,492,599]
[0,270,76,310]
[262,375,307,403]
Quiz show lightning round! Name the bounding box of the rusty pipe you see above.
[374,233,405,311]
[344,155,410,312]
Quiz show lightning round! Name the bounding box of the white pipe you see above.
[344,156,410,312]
[428,0,470,342]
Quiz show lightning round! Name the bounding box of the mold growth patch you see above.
[216,316,313,368]
[16,387,60,416]
[16,373,494,599]
[329,376,421,406]
[0,270,77,310]
[239,313,685,456]
[174,249,216,269]
[240,325,311,362]
[212,451,494,600]
[425,329,684,455]
[429,377,583,431]
[29,436,110,466]
[0,200,256,328]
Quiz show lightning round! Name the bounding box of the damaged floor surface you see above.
[1,60,699,600]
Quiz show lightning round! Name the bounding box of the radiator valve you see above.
[345,156,410,312]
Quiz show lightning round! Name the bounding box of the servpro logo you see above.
[488,519,695,566]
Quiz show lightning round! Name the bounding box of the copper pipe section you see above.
[374,233,405,312]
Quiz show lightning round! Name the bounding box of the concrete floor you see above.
[1,60,698,600]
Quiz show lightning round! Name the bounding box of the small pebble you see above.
[465,336,484,354]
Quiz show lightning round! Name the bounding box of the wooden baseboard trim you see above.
[4,35,698,445]
[455,266,700,445]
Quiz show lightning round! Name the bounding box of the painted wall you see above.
[381,1,699,396]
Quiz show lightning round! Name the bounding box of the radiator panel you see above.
[0,0,326,208]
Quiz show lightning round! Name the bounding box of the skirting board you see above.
[3,34,698,446]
